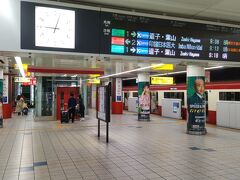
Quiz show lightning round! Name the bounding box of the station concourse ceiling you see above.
[50,0,240,24]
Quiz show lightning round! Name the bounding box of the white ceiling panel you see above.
[51,0,240,23]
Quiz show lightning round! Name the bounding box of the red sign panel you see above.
[111,37,124,45]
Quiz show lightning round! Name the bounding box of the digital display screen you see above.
[100,12,240,62]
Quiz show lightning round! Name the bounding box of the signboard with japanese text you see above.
[100,12,240,62]
[14,77,31,83]
[97,85,110,122]
[96,84,111,142]
[3,75,8,104]
[98,86,106,121]
[88,78,100,84]
[151,77,174,85]
[187,76,206,133]
[115,78,122,102]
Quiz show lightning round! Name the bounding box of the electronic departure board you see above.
[100,12,240,62]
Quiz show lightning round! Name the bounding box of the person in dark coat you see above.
[68,93,77,123]
[78,94,85,121]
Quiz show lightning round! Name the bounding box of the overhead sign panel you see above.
[88,78,100,84]
[151,64,174,71]
[14,77,31,83]
[151,77,174,85]
[100,12,240,62]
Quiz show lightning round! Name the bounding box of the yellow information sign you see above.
[89,74,101,78]
[88,78,100,84]
[14,77,30,83]
[14,64,28,70]
[151,77,174,85]
[151,64,174,71]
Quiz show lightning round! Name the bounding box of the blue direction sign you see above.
[137,31,149,39]
[136,47,148,55]
[137,39,149,47]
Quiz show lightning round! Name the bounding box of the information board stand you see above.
[96,84,110,143]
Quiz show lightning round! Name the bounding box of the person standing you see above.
[68,93,77,123]
[78,94,85,121]
[16,96,25,116]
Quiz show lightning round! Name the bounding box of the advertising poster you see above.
[0,79,3,127]
[187,76,206,133]
[138,82,150,121]
[97,87,106,121]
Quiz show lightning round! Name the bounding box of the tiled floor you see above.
[1,110,240,180]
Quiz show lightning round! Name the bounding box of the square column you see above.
[138,73,150,121]
[111,78,123,114]
[187,65,207,135]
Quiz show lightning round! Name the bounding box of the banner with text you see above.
[187,76,206,133]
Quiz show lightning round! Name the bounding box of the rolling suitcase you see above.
[61,111,69,123]
[22,108,28,115]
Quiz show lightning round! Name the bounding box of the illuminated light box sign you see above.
[14,77,31,83]
[14,64,28,70]
[101,12,240,62]
[89,74,101,78]
[151,64,174,71]
[151,77,174,85]
[88,78,100,84]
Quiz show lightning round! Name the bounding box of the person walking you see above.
[68,93,77,123]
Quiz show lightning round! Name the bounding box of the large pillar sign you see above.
[112,78,123,114]
[0,69,3,127]
[138,73,150,121]
[187,65,206,135]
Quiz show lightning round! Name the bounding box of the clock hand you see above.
[45,26,60,30]
[54,15,61,33]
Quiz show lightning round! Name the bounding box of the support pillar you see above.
[137,73,150,121]
[112,78,123,114]
[83,82,88,115]
[187,65,207,135]
[91,84,97,108]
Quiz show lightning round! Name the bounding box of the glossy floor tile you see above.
[0,110,240,180]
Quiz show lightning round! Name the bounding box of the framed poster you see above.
[97,85,110,122]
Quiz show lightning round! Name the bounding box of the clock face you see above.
[35,6,75,49]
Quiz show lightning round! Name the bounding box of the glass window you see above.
[219,92,240,101]
[132,92,138,97]
[164,92,184,105]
